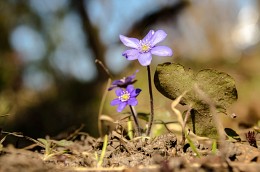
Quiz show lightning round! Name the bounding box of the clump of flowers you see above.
[109,72,142,136]
[107,29,172,137]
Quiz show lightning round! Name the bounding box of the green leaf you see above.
[186,134,201,158]
[154,62,238,138]
[224,128,241,141]
[154,62,238,110]
[189,109,218,138]
[212,139,217,155]
[37,138,49,147]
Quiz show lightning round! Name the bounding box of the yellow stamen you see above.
[141,44,150,52]
[119,91,130,102]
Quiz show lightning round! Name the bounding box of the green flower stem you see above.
[127,116,134,140]
[146,65,154,136]
[129,105,141,136]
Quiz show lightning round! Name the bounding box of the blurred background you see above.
[0,0,260,141]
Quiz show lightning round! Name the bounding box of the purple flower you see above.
[120,30,173,66]
[111,85,141,112]
[108,70,139,91]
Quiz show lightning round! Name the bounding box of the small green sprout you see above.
[96,134,108,167]
[186,131,201,158]
[224,128,241,142]
[211,139,217,155]
[30,138,73,161]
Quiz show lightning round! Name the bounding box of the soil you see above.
[0,130,260,172]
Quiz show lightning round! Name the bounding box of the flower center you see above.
[119,91,130,102]
[141,44,150,52]
[140,41,151,53]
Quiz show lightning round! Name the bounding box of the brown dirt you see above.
[0,131,260,172]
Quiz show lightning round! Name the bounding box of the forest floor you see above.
[0,129,260,172]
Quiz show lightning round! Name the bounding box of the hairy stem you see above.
[146,65,154,136]
[129,105,141,136]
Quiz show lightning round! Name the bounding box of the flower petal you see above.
[119,35,139,49]
[117,102,127,112]
[131,88,141,97]
[122,49,139,60]
[112,79,124,85]
[126,85,134,93]
[150,30,167,46]
[142,30,155,42]
[108,85,117,91]
[151,46,173,56]
[124,77,136,85]
[115,88,123,96]
[137,52,152,66]
[128,98,138,106]
[110,99,121,106]
[125,70,139,82]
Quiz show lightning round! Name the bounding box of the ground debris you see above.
[0,132,259,172]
